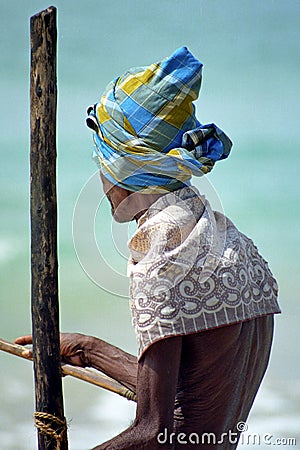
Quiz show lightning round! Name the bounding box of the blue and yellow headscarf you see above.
[86,46,232,193]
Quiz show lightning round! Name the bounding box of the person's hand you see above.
[14,333,90,367]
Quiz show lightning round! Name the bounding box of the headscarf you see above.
[86,46,232,193]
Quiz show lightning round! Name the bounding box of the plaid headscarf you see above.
[86,47,232,193]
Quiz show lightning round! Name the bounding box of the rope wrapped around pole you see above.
[33,412,67,450]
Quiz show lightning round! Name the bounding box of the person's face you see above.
[100,172,135,223]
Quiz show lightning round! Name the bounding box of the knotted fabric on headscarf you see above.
[86,46,232,193]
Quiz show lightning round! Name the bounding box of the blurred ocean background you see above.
[1,1,300,449]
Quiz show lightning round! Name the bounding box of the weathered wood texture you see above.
[30,6,68,449]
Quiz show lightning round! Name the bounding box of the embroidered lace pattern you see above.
[128,187,281,358]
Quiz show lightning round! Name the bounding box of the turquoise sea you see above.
[1,1,300,448]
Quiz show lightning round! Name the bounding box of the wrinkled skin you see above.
[15,178,274,448]
[15,333,181,449]
[15,315,274,449]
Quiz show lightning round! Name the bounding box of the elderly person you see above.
[16,47,280,449]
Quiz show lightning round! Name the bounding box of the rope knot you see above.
[34,411,67,449]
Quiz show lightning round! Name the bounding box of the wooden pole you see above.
[30,6,68,449]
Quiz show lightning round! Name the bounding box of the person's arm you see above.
[15,333,183,449]
[92,335,182,450]
[84,334,137,393]
[15,333,137,393]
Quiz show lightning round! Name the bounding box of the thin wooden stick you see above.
[0,339,136,402]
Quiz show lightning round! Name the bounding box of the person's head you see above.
[87,47,232,204]
[100,172,163,223]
